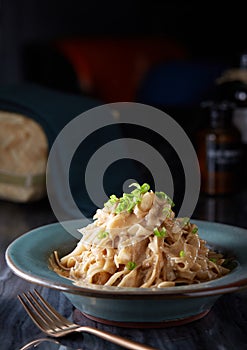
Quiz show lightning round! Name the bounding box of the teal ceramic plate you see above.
[5,219,247,327]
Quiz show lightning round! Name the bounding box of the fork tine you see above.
[18,293,49,333]
[19,289,73,333]
[32,289,72,326]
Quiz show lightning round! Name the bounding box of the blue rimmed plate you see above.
[5,219,247,327]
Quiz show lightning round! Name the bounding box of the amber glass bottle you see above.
[196,101,243,195]
[216,52,247,183]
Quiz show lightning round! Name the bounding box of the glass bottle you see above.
[216,52,247,181]
[196,101,243,195]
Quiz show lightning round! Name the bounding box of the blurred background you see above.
[0,1,245,96]
[0,0,246,218]
[1,1,246,130]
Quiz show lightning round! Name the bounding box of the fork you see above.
[18,290,157,350]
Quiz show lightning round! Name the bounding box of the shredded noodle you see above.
[52,183,230,288]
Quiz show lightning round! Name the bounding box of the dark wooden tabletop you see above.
[1,192,247,350]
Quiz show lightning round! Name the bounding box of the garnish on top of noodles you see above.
[52,183,231,288]
[78,182,175,248]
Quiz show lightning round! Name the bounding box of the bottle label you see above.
[206,142,243,172]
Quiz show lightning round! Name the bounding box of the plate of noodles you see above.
[5,183,247,327]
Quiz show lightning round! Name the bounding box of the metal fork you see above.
[18,290,157,350]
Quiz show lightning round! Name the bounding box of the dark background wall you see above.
[0,0,245,85]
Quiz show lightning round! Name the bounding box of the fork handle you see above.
[76,326,157,350]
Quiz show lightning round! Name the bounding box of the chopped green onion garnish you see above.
[153,227,160,236]
[153,227,167,238]
[115,196,128,213]
[126,261,137,270]
[209,257,217,263]
[104,194,118,208]
[140,183,150,193]
[179,250,185,257]
[182,217,190,226]
[113,182,151,214]
[192,226,198,234]
[129,182,150,193]
[97,231,109,239]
